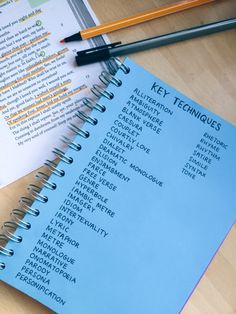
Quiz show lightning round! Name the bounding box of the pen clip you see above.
[76,42,121,66]
[76,42,121,56]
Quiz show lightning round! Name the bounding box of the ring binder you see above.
[68,123,90,138]
[19,197,40,216]
[0,57,126,271]
[61,135,82,151]
[0,234,14,270]
[28,184,48,203]
[52,148,74,164]
[35,172,57,190]
[107,57,120,75]
[109,57,130,74]
[44,160,65,177]
[0,235,14,257]
[91,84,114,99]
[99,71,122,87]
[83,97,106,112]
[2,221,23,243]
[11,209,31,229]
[75,110,98,125]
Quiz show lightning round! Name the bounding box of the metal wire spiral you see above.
[0,57,129,270]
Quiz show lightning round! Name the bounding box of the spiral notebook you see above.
[0,58,236,314]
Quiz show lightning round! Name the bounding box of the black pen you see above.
[76,18,236,66]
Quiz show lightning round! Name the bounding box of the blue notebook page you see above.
[0,58,236,313]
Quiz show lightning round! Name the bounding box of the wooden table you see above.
[0,0,236,313]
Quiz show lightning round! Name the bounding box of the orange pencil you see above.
[60,0,216,42]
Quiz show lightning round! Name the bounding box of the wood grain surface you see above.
[0,0,235,313]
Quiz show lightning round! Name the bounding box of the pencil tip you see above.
[60,39,65,43]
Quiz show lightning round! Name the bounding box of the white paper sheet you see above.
[0,0,106,188]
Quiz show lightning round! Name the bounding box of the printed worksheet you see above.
[0,0,106,188]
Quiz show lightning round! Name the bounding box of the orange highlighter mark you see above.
[0,106,6,112]
[27,48,69,72]
[6,87,68,122]
[35,81,71,99]
[0,67,45,93]
[7,85,87,126]
[1,32,51,59]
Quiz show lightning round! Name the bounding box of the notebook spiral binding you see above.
[0,58,130,271]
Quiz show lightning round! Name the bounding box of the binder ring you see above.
[75,110,98,126]
[69,123,90,138]
[83,97,106,113]
[99,71,122,87]
[2,221,22,243]
[0,234,14,257]
[35,172,57,190]
[44,160,65,177]
[11,209,31,229]
[106,58,118,75]
[28,184,48,203]
[61,136,81,151]
[91,84,114,99]
[110,57,130,74]
[19,197,40,216]
[52,148,73,164]
[0,262,5,270]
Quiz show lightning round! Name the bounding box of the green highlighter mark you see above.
[28,0,50,9]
